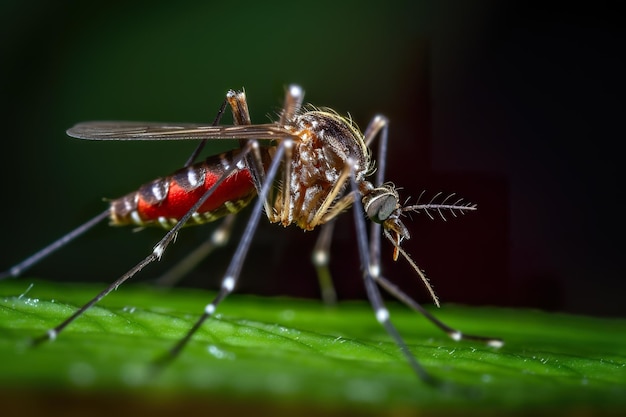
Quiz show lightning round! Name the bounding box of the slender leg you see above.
[165,88,301,352]
[364,115,389,280]
[311,220,338,304]
[153,90,256,287]
[309,167,353,228]
[183,97,229,167]
[309,115,389,304]
[279,138,293,225]
[226,88,272,220]
[0,210,110,280]
[156,87,299,291]
[164,140,289,360]
[154,214,237,287]
[279,85,304,125]
[363,115,390,183]
[348,159,434,383]
[375,274,503,347]
[257,85,305,224]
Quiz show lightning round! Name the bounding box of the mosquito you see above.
[0,85,502,383]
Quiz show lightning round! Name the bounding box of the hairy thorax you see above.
[271,110,371,230]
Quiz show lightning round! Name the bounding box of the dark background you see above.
[1,1,622,316]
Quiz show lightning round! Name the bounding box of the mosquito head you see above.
[362,185,477,307]
[362,184,410,261]
[362,185,478,265]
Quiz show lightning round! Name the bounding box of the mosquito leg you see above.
[311,220,338,305]
[157,87,297,289]
[0,209,110,281]
[165,140,289,360]
[162,87,304,288]
[279,85,304,124]
[375,274,504,347]
[151,95,236,286]
[255,86,305,224]
[227,90,252,126]
[225,89,278,224]
[309,115,389,304]
[153,88,256,287]
[309,190,358,304]
[225,90,270,196]
[362,115,389,185]
[348,160,434,384]
[154,214,237,287]
[31,141,259,345]
[183,97,229,168]
[279,137,293,225]
[362,115,389,276]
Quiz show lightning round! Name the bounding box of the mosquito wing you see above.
[66,121,294,141]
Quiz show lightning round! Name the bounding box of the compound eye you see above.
[365,193,397,223]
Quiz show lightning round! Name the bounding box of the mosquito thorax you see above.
[290,110,370,180]
[274,110,371,230]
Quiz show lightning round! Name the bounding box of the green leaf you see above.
[1,279,625,414]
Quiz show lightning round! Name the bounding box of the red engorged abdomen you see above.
[137,169,255,222]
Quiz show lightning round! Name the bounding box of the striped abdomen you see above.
[110,150,255,229]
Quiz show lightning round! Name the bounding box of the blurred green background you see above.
[1,1,622,316]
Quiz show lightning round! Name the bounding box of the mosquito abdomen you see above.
[110,150,256,229]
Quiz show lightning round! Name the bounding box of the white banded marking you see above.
[289,84,303,98]
[124,198,134,212]
[222,276,235,292]
[220,154,231,170]
[312,250,328,266]
[187,167,200,187]
[375,308,390,324]
[212,229,228,245]
[488,339,505,349]
[224,201,239,213]
[153,244,165,259]
[192,212,203,224]
[130,210,144,226]
[450,331,462,341]
[205,303,216,315]
[368,264,380,278]
[152,182,166,201]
